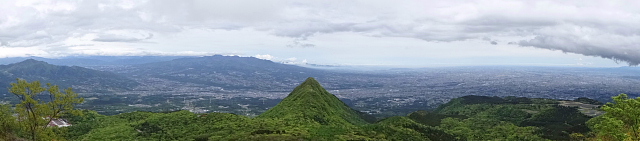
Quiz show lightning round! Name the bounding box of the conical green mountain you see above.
[257,77,370,125]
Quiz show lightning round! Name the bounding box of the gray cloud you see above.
[286,38,315,48]
[0,0,177,46]
[1,0,639,65]
[519,36,640,66]
[482,37,498,45]
[0,41,8,46]
[518,23,640,66]
[93,33,154,42]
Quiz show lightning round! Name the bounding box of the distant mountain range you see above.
[0,55,387,95]
[124,55,374,91]
[0,56,192,66]
[0,59,138,94]
[2,55,638,99]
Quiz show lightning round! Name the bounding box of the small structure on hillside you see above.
[48,119,72,127]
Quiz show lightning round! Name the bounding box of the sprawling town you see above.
[29,66,636,117]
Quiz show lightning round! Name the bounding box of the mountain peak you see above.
[3,59,54,70]
[15,59,49,65]
[298,77,321,88]
[257,77,370,125]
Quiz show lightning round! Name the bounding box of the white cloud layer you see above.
[255,54,274,60]
[0,0,639,66]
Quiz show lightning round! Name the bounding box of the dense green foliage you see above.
[64,109,458,141]
[2,77,616,141]
[3,79,84,141]
[588,93,640,141]
[60,77,452,140]
[409,95,595,141]
[0,104,18,141]
[440,117,543,140]
[257,77,373,125]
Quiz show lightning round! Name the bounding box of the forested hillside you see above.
[2,77,637,141]
[412,95,593,140]
[58,77,456,140]
[0,59,138,93]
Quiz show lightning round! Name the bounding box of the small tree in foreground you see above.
[10,79,84,141]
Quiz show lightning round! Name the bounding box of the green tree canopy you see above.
[588,93,640,141]
[9,79,84,141]
[0,104,18,141]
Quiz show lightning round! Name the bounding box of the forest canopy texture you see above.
[0,77,634,141]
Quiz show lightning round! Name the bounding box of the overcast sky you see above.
[1,0,639,67]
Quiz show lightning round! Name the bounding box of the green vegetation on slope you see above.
[3,77,623,141]
[1,79,84,141]
[587,93,640,141]
[58,77,452,140]
[257,77,373,125]
[408,95,596,141]
[0,104,18,141]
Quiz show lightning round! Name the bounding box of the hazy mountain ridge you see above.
[123,55,385,91]
[0,59,139,93]
[1,55,637,119]
[0,56,191,66]
[4,55,637,100]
